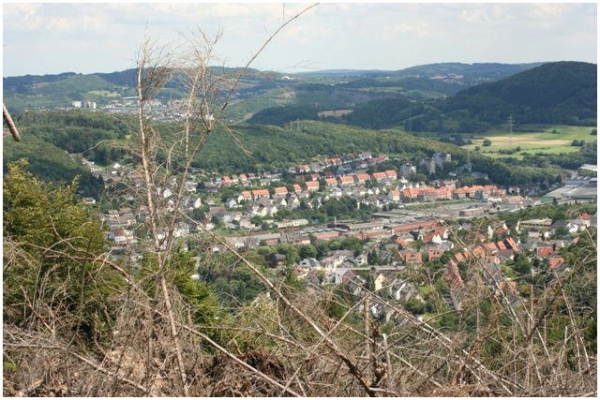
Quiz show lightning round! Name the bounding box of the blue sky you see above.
[3,2,597,77]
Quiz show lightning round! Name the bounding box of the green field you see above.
[463,125,596,159]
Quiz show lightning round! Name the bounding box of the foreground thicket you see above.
[4,11,596,396]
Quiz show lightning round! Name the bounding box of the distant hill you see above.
[306,61,596,133]
[443,61,597,127]
[245,62,547,126]
[4,62,543,117]
[396,62,544,79]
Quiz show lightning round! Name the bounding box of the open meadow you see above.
[463,125,596,159]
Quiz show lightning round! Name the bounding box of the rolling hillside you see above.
[444,61,597,126]
[256,61,596,133]
[4,62,544,117]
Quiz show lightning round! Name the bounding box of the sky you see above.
[2,2,598,77]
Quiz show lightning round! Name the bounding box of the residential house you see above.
[372,171,387,182]
[273,186,289,197]
[436,187,453,201]
[548,256,566,270]
[298,258,321,269]
[402,187,420,201]
[453,187,468,200]
[389,189,401,202]
[240,191,253,202]
[398,250,423,265]
[325,178,338,188]
[504,237,519,251]
[287,195,301,210]
[389,278,419,301]
[384,169,398,180]
[428,248,445,261]
[225,198,238,209]
[306,181,320,192]
[373,273,387,292]
[536,247,555,258]
[273,197,288,209]
[252,188,270,200]
[338,175,355,187]
[354,173,371,185]
[320,251,351,271]
[417,187,436,202]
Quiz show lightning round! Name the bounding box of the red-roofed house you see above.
[384,169,397,180]
[484,242,498,253]
[354,173,371,184]
[423,230,442,244]
[446,265,465,291]
[579,213,591,220]
[496,227,509,236]
[240,191,253,201]
[504,237,519,251]
[338,175,355,186]
[402,188,420,200]
[537,247,554,258]
[221,176,233,186]
[372,171,387,181]
[325,178,338,188]
[292,184,302,193]
[389,189,401,202]
[314,231,341,241]
[273,186,288,196]
[399,250,423,265]
[306,181,320,192]
[470,245,486,258]
[418,187,437,202]
[453,187,468,199]
[252,189,270,199]
[428,248,445,261]
[436,187,453,200]
[548,256,565,269]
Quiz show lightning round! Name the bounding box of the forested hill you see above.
[250,61,597,133]
[5,111,572,193]
[443,61,597,126]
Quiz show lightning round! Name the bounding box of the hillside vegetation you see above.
[247,62,597,133]
[6,110,585,198]
[445,61,597,126]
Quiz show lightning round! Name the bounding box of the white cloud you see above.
[530,4,567,17]
[3,3,43,30]
[460,7,490,23]
[47,17,77,32]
